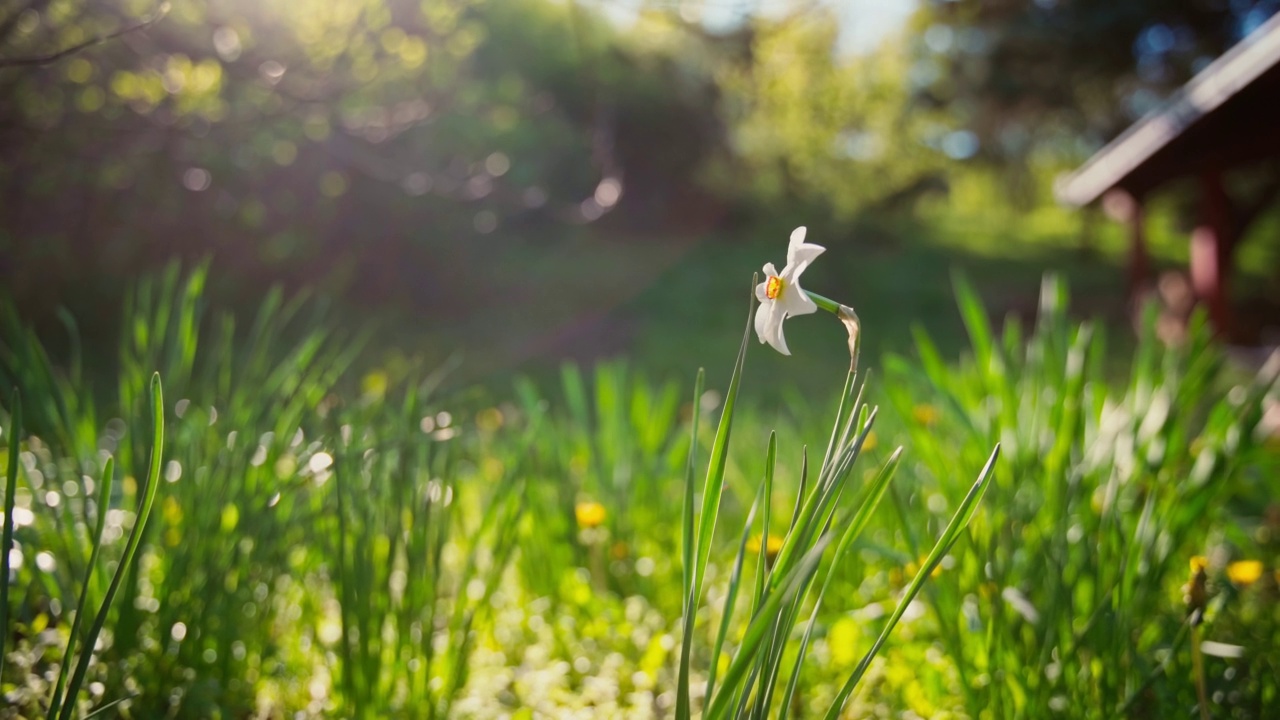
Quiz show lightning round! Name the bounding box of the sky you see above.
[593,0,919,56]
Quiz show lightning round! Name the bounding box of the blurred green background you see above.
[3,0,1278,392]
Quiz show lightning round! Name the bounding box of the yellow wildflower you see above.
[904,557,943,580]
[747,533,784,560]
[1184,556,1208,621]
[912,404,940,427]
[575,501,606,529]
[1226,560,1264,587]
[361,370,388,402]
[475,407,504,432]
[862,431,878,452]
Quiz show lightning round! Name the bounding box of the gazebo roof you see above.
[1055,13,1280,207]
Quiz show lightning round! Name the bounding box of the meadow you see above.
[2,259,1278,719]
[5,0,1280,716]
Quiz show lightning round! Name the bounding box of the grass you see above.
[0,259,1277,718]
[881,276,1280,717]
[322,203,1147,402]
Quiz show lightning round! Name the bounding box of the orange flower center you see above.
[765,275,784,300]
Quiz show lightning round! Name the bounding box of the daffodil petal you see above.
[780,282,817,317]
[789,226,807,245]
[757,300,790,355]
[767,310,791,355]
[754,300,773,344]
[786,242,825,275]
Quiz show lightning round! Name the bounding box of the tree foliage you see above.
[911,0,1280,164]
[711,6,957,218]
[0,0,723,320]
[3,0,1275,335]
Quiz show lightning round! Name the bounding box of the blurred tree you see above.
[0,0,726,329]
[710,5,956,218]
[911,0,1280,168]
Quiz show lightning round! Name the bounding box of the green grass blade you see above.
[58,374,165,720]
[679,290,752,720]
[779,447,904,714]
[953,272,995,380]
[823,444,999,720]
[560,363,590,442]
[81,694,134,719]
[703,535,832,720]
[1,388,20,679]
[753,577,809,719]
[676,367,705,720]
[55,309,83,387]
[47,457,115,720]
[910,325,952,394]
[819,370,856,473]
[731,660,763,720]
[751,433,776,615]
[772,404,875,593]
[693,300,752,588]
[787,447,808,533]
[754,412,879,719]
[680,367,705,605]
[705,481,762,704]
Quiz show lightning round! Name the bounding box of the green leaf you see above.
[705,474,763,704]
[678,287,752,720]
[1,388,21,680]
[59,374,165,720]
[752,433,777,616]
[953,272,994,382]
[703,535,832,720]
[47,456,115,720]
[824,444,1000,720]
[780,446,904,714]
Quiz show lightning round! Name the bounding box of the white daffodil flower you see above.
[754,226,825,355]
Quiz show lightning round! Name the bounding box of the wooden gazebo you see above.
[1055,12,1280,337]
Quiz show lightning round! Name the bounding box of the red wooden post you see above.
[1190,170,1234,337]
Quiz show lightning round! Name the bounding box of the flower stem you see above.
[805,291,843,317]
[805,291,861,373]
